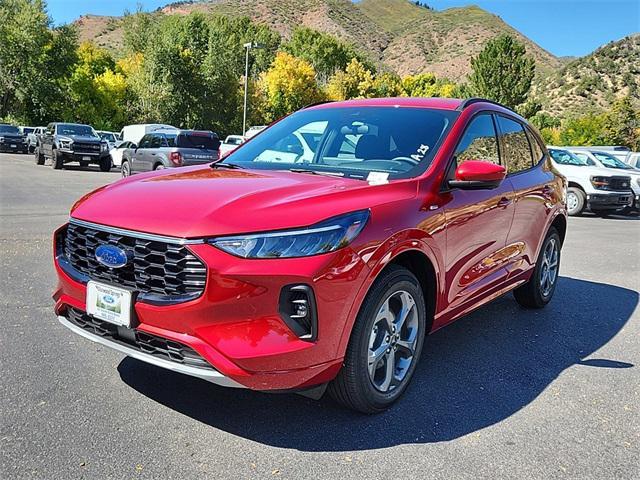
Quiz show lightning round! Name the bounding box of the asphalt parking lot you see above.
[0,152,638,479]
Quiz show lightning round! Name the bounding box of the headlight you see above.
[590,176,611,190]
[59,137,72,149]
[209,210,369,258]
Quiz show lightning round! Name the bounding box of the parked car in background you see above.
[548,147,633,216]
[220,135,246,156]
[570,145,631,162]
[108,141,135,168]
[26,126,45,153]
[121,129,220,177]
[35,123,111,171]
[244,125,266,138]
[625,152,640,169]
[0,124,29,153]
[55,97,567,413]
[97,131,119,150]
[565,148,640,214]
[119,124,177,144]
[19,126,35,139]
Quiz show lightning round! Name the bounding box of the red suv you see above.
[53,98,567,413]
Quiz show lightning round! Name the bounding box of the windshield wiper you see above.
[210,161,244,170]
[288,168,344,177]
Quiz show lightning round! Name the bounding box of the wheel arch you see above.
[567,181,585,192]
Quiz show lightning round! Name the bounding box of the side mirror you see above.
[448,160,506,190]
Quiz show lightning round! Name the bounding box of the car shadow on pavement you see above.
[118,276,637,450]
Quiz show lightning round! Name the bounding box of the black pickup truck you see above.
[0,124,29,153]
[35,123,111,171]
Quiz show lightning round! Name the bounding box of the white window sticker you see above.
[367,171,389,185]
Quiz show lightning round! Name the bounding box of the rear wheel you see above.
[154,164,165,171]
[514,227,561,309]
[51,149,63,169]
[566,187,585,216]
[328,265,426,413]
[121,160,131,177]
[99,156,111,172]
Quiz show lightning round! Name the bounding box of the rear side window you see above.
[497,116,532,174]
[177,133,220,150]
[455,114,500,165]
[526,129,545,164]
[150,134,163,148]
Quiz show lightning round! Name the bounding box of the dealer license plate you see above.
[82,156,91,161]
[86,281,132,327]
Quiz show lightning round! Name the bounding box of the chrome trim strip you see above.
[69,218,205,245]
[58,316,245,389]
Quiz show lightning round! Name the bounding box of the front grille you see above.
[66,308,215,370]
[607,176,632,191]
[72,142,101,154]
[63,222,206,300]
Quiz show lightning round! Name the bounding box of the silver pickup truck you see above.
[121,129,220,177]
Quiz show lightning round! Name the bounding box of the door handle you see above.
[497,197,512,208]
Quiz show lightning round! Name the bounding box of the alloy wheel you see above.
[567,191,579,213]
[539,237,559,297]
[367,290,419,392]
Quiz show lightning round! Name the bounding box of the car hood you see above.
[70,166,415,238]
[551,163,628,178]
[62,135,102,143]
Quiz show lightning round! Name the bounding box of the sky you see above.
[46,0,640,58]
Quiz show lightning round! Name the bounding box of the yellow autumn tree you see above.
[326,58,375,100]
[260,52,324,121]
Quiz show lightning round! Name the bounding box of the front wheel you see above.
[566,187,585,216]
[514,227,561,309]
[328,265,426,413]
[51,150,63,169]
[121,160,131,177]
[98,156,112,172]
[34,147,45,165]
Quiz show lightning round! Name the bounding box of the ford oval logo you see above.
[102,294,115,304]
[95,245,129,268]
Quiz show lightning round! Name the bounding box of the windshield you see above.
[99,132,116,142]
[57,124,98,137]
[22,127,34,135]
[549,149,589,166]
[0,125,20,134]
[593,151,633,169]
[223,107,457,180]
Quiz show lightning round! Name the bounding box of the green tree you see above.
[602,96,640,149]
[283,27,371,83]
[402,73,457,98]
[0,0,77,123]
[468,34,536,109]
[558,114,607,146]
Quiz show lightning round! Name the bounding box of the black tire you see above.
[328,265,426,414]
[514,227,561,309]
[99,156,112,172]
[51,149,63,169]
[34,147,45,165]
[154,163,165,171]
[121,160,131,177]
[566,187,585,216]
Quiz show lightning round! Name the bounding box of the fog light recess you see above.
[279,284,318,341]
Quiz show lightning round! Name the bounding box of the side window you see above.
[574,152,594,165]
[138,135,151,148]
[497,116,532,174]
[150,134,162,148]
[455,114,500,165]
[526,128,545,164]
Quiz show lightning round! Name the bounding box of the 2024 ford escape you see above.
[53,97,567,413]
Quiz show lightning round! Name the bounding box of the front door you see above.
[441,113,516,319]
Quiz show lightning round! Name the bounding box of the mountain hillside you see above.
[533,34,640,117]
[76,0,560,80]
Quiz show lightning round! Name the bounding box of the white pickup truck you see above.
[547,147,633,216]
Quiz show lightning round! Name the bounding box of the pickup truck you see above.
[548,147,633,216]
[0,124,29,153]
[35,123,111,171]
[26,126,45,153]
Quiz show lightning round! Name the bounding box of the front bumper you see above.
[53,225,366,391]
[58,150,107,162]
[587,192,633,210]
[0,141,27,152]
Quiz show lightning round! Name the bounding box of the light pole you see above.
[242,42,263,137]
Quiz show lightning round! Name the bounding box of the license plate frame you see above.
[86,281,133,327]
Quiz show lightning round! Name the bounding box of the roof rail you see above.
[457,97,519,115]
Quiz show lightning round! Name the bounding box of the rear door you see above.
[497,115,557,278]
[442,113,516,318]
